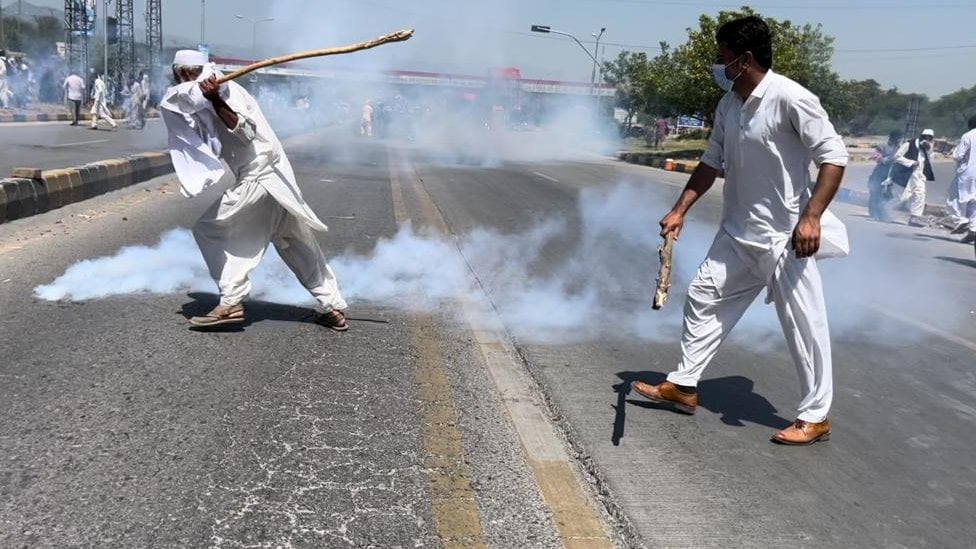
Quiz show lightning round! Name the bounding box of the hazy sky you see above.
[17,0,976,98]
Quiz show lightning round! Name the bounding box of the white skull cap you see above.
[173,49,208,66]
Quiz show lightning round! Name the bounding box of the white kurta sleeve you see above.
[788,94,848,168]
[894,141,915,168]
[227,114,257,143]
[953,135,971,164]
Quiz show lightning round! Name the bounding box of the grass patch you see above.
[624,138,706,159]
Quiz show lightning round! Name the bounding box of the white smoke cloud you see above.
[33,182,691,344]
[36,180,965,348]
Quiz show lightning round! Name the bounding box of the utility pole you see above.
[200,0,206,45]
[589,27,605,96]
[103,0,108,78]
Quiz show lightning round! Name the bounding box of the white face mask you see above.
[711,55,745,92]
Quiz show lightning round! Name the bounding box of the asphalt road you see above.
[0,120,168,177]
[1,133,975,547]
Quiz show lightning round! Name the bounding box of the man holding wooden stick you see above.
[632,16,849,445]
[160,49,348,331]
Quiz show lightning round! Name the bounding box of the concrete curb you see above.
[0,110,159,123]
[617,151,947,217]
[617,151,699,174]
[0,152,173,224]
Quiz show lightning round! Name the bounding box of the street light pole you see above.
[235,14,274,60]
[200,0,206,45]
[102,0,108,79]
[530,25,604,95]
[590,27,605,96]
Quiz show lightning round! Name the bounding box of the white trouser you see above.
[947,181,976,228]
[667,233,834,423]
[900,174,926,217]
[0,79,8,108]
[90,100,116,127]
[192,179,347,311]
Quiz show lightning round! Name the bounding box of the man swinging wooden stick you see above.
[160,30,413,330]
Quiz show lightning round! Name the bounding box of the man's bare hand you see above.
[660,210,685,239]
[792,214,821,258]
[199,75,221,102]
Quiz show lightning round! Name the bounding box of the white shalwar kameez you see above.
[89,77,117,128]
[947,128,976,229]
[0,57,9,109]
[893,139,932,218]
[666,71,849,423]
[160,67,347,312]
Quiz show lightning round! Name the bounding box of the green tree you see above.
[929,85,976,136]
[625,7,847,124]
[602,50,659,132]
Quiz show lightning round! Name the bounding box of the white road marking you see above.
[532,170,560,183]
[48,139,110,148]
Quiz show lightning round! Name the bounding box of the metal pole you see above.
[200,0,206,44]
[103,0,108,78]
[590,28,604,96]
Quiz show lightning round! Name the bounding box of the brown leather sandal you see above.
[315,310,349,332]
[189,305,245,329]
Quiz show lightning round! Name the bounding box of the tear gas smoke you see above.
[35,181,962,349]
[33,182,694,345]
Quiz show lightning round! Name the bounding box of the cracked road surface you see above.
[2,132,975,548]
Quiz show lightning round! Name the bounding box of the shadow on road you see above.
[179,292,317,331]
[611,371,791,445]
[935,256,976,268]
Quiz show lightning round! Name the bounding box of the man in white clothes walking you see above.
[889,129,936,227]
[63,71,86,125]
[89,74,117,130]
[947,116,976,245]
[631,16,849,446]
[160,50,349,331]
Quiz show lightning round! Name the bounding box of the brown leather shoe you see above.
[630,380,697,415]
[771,418,831,445]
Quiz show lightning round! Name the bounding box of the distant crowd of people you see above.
[60,68,154,130]
[0,50,36,109]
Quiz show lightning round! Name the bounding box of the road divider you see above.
[0,152,173,224]
[617,152,698,174]
[0,109,158,124]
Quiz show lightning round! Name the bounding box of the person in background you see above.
[0,51,11,109]
[947,115,976,244]
[654,116,669,150]
[361,100,374,137]
[63,71,86,126]
[890,129,936,227]
[89,73,118,130]
[867,130,903,221]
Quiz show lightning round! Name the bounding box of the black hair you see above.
[716,16,773,70]
[969,115,976,130]
[889,129,904,140]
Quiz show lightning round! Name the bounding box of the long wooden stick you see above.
[652,233,676,310]
[216,29,415,84]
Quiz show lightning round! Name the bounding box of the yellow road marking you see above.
[387,146,487,548]
[395,148,614,548]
